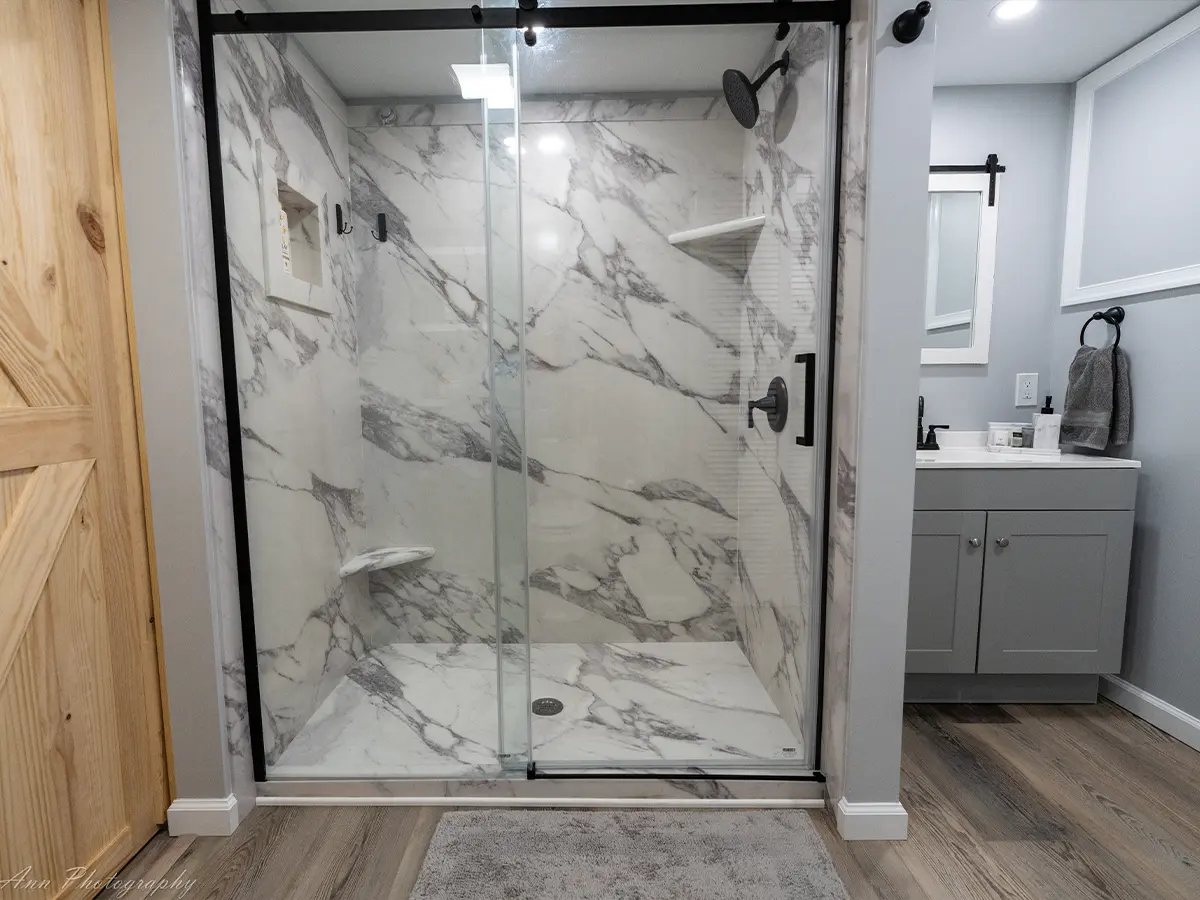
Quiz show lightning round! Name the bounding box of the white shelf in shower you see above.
[339,546,435,578]
[667,215,766,247]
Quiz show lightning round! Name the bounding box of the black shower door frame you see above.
[196,0,850,782]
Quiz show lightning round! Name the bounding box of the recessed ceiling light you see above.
[991,0,1038,21]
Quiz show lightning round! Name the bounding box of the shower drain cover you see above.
[532,697,564,717]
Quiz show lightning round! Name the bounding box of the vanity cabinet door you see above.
[977,510,1135,674]
[906,511,987,673]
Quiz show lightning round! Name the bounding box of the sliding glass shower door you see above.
[209,4,837,782]
[482,26,534,775]
[510,22,838,774]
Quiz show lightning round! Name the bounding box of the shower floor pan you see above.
[270,641,801,779]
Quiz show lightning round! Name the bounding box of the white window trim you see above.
[1060,5,1200,308]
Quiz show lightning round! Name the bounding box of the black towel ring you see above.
[1080,306,1125,348]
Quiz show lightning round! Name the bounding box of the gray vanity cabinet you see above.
[907,468,1137,682]
[907,511,985,673]
[977,510,1134,674]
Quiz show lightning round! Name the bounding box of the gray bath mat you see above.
[409,809,851,899]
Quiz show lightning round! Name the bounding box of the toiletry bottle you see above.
[1033,396,1061,450]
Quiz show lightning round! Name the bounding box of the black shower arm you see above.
[752,52,790,92]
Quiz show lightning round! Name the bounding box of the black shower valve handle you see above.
[747,394,777,428]
[747,376,789,433]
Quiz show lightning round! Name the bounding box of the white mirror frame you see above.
[1060,6,1200,307]
[921,172,997,366]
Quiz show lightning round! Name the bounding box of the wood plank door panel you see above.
[1,0,168,895]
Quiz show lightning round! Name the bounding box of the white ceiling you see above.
[293,26,777,99]
[257,0,1200,99]
[265,0,779,99]
[934,0,1198,86]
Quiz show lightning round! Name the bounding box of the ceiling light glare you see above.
[537,134,565,154]
[991,0,1038,22]
[450,63,515,109]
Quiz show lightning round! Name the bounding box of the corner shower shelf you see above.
[667,215,766,247]
[339,546,435,578]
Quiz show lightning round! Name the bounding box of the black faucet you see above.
[919,424,948,450]
[916,396,947,450]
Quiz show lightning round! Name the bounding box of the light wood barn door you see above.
[0,0,169,896]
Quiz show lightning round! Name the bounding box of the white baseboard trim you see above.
[833,798,909,841]
[167,795,240,836]
[256,796,826,809]
[1101,675,1200,753]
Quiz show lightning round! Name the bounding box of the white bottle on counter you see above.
[1033,395,1061,450]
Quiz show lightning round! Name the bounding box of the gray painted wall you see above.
[1049,13,1200,722]
[1049,30,1200,721]
[1052,294,1200,720]
[920,85,1073,429]
[108,0,235,802]
[842,0,937,807]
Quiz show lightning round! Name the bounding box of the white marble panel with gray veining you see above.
[821,4,873,803]
[345,96,732,129]
[213,27,375,764]
[272,641,798,778]
[170,0,257,805]
[734,24,834,752]
[350,109,751,646]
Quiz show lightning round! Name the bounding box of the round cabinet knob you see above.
[968,538,981,548]
[995,537,1010,548]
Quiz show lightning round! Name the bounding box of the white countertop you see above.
[916,433,1141,470]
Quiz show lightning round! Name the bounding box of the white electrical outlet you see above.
[1015,373,1039,407]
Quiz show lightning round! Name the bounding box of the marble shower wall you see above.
[350,101,749,646]
[168,0,255,803]
[349,113,499,646]
[821,1,872,802]
[522,112,747,645]
[736,24,834,749]
[212,27,374,765]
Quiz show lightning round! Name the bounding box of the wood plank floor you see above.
[113,700,1200,900]
[816,700,1200,900]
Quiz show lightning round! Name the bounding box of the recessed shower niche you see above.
[208,16,841,786]
[255,140,334,314]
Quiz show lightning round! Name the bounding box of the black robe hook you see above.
[335,203,352,236]
[893,1,932,44]
[371,213,387,242]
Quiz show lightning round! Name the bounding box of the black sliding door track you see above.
[211,1,849,34]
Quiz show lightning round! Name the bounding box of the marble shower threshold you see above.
[270,641,804,780]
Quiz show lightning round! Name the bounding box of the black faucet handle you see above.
[923,424,949,450]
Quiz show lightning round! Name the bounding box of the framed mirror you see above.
[921,171,998,365]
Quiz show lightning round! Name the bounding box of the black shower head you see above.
[722,50,790,129]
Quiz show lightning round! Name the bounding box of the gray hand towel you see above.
[1061,345,1131,451]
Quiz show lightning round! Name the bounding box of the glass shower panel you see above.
[213,23,536,780]
[514,23,835,772]
[482,27,533,774]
